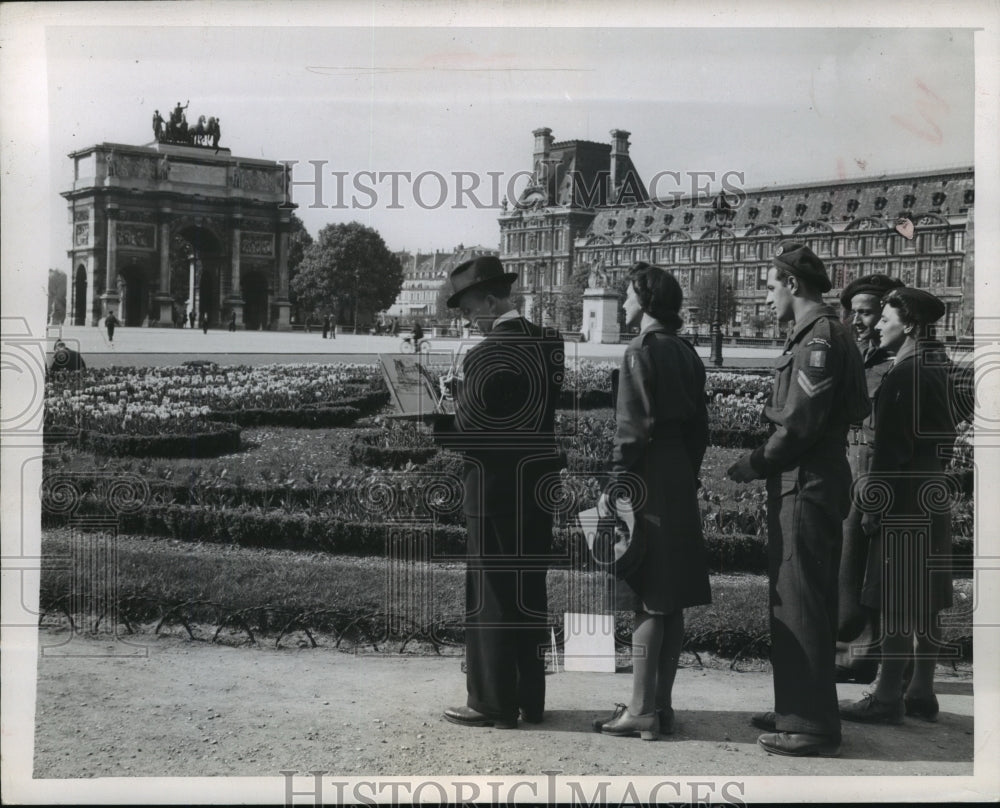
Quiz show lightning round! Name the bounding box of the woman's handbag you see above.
[578,497,646,579]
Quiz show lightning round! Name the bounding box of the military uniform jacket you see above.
[750,304,869,479]
[850,338,894,447]
[434,317,564,517]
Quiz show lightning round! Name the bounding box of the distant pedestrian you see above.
[330,314,337,339]
[189,310,196,329]
[391,318,399,337]
[322,315,330,339]
[304,314,312,334]
[105,311,120,343]
[200,311,209,334]
[228,311,237,332]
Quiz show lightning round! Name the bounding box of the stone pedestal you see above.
[153,293,175,325]
[582,288,620,344]
[99,291,121,318]
[273,298,292,330]
[223,295,245,329]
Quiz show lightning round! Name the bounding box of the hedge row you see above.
[40,503,975,575]
[205,390,388,428]
[348,429,440,469]
[80,423,241,458]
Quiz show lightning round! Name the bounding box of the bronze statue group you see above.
[435,248,961,758]
[152,101,221,149]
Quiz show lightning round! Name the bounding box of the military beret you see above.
[883,287,946,325]
[772,242,832,293]
[839,274,905,309]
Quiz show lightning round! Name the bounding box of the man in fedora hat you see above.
[835,274,905,685]
[434,255,565,729]
[727,242,869,757]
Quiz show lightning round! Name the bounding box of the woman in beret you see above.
[839,287,957,725]
[594,262,711,740]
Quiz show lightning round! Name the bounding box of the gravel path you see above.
[32,628,973,782]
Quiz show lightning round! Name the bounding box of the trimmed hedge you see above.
[40,502,975,575]
[206,390,389,428]
[208,405,361,428]
[348,428,439,468]
[80,423,241,458]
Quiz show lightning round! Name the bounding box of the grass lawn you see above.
[40,528,973,662]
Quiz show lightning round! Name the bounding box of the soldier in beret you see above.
[48,339,86,375]
[433,256,564,730]
[835,274,904,684]
[728,242,869,757]
[839,287,957,725]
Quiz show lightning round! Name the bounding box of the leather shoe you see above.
[839,692,904,725]
[758,731,841,757]
[751,710,777,731]
[443,705,517,729]
[904,694,939,722]
[593,703,627,732]
[601,707,658,740]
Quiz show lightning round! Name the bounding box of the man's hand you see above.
[727,454,759,483]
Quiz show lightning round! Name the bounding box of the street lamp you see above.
[709,191,733,367]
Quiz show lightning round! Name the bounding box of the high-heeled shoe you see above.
[904,693,939,721]
[593,703,627,732]
[600,707,659,740]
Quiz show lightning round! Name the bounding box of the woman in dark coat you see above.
[104,311,120,343]
[839,287,956,725]
[595,262,711,740]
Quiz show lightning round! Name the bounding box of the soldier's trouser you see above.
[464,513,550,720]
[767,467,845,737]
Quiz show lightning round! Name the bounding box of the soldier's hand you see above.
[727,454,758,483]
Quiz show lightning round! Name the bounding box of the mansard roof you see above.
[583,168,973,240]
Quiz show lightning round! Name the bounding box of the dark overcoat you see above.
[608,324,711,614]
[434,315,564,720]
[861,341,956,623]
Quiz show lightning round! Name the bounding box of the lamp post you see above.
[709,192,733,367]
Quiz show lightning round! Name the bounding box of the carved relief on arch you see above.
[746,223,782,238]
[844,217,890,232]
[170,215,227,247]
[792,220,834,235]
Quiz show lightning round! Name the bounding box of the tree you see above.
[291,221,403,330]
[688,271,736,330]
[560,262,591,332]
[284,213,314,322]
[48,268,67,324]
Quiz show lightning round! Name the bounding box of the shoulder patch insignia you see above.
[807,337,831,347]
[809,350,827,368]
[629,353,637,370]
[797,369,834,398]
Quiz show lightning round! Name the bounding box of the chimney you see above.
[610,129,631,193]
[532,127,554,183]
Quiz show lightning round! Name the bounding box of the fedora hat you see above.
[446,256,518,308]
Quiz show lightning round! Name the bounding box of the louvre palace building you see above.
[499,127,974,339]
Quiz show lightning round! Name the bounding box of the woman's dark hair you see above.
[628,261,683,330]
[882,292,934,339]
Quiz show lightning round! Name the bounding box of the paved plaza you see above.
[47,325,782,369]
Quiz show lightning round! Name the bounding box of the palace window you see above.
[931,260,947,287]
[843,237,860,257]
[948,259,963,287]
[872,235,888,254]
[917,260,930,286]
[901,260,916,285]
[952,232,965,252]
[757,266,769,290]
[930,231,949,252]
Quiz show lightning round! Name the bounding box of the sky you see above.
[41,23,975,270]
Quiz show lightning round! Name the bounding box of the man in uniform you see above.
[835,274,904,684]
[728,242,869,757]
[434,256,564,729]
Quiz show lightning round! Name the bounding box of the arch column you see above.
[273,217,292,330]
[152,210,175,324]
[99,207,121,317]
[223,220,245,328]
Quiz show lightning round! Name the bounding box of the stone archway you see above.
[119,259,153,326]
[173,225,224,327]
[73,264,88,326]
[242,270,269,330]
